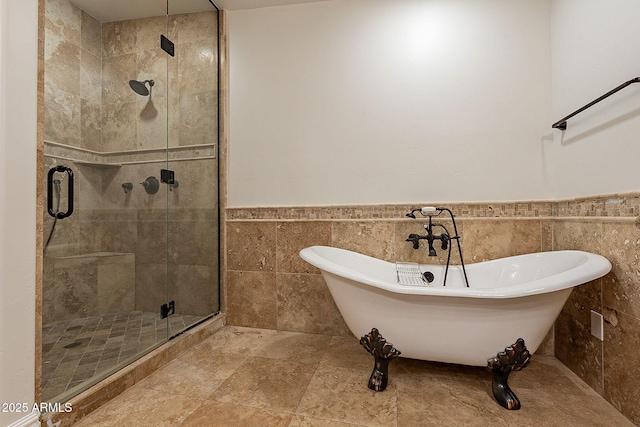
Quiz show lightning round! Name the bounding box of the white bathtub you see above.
[299,246,611,366]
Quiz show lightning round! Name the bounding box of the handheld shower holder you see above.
[406,206,440,218]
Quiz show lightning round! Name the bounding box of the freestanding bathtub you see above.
[299,245,612,367]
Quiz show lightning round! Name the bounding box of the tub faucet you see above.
[405,216,449,256]
[405,206,470,287]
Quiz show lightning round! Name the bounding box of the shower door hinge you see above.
[160,35,175,57]
[161,168,175,185]
[160,300,175,319]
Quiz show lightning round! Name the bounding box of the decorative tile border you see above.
[45,140,216,166]
[227,201,555,221]
[226,193,640,221]
[554,192,640,218]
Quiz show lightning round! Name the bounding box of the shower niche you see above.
[41,0,220,404]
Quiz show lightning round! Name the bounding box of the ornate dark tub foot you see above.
[487,338,531,410]
[359,328,401,391]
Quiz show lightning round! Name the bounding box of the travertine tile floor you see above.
[42,312,202,401]
[71,326,633,426]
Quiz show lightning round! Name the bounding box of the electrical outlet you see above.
[591,310,603,341]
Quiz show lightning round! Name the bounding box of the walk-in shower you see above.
[41,0,220,406]
[129,79,155,96]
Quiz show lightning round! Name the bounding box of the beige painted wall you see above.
[0,0,39,425]
[227,0,553,206]
[549,0,640,198]
[227,0,640,206]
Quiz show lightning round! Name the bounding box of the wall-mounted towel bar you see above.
[552,76,640,130]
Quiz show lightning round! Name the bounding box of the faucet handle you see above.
[441,238,448,250]
[406,234,420,250]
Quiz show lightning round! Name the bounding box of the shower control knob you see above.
[140,176,159,194]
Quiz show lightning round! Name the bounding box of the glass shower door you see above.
[41,0,220,405]
[41,0,171,402]
[165,1,220,337]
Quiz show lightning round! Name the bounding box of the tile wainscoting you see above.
[225,192,640,424]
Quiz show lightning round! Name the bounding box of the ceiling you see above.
[70,0,332,22]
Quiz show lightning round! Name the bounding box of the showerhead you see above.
[129,79,155,96]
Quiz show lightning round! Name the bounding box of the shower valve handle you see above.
[140,176,159,194]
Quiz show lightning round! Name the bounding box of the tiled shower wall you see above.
[43,0,219,323]
[44,0,218,151]
[225,193,640,424]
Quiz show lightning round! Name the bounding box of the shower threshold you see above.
[41,311,202,402]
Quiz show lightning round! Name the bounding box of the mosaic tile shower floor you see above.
[70,326,633,426]
[41,312,202,402]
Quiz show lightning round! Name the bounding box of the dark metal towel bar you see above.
[552,76,640,130]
